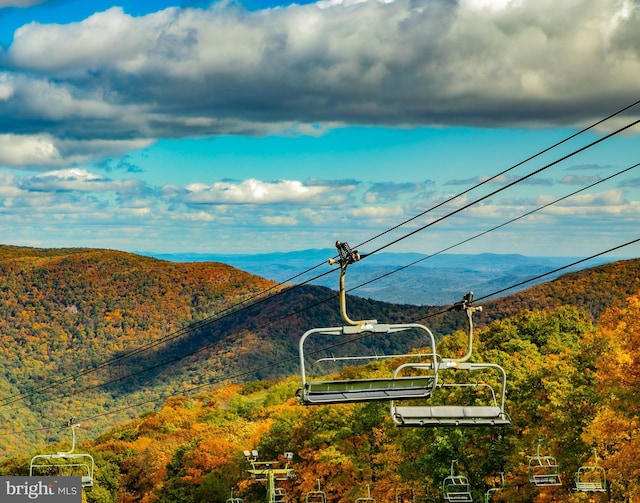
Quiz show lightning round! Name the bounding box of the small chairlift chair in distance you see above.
[442,460,474,503]
[575,449,606,493]
[391,293,510,427]
[355,485,376,503]
[528,439,562,487]
[297,241,438,406]
[305,480,327,503]
[29,417,95,489]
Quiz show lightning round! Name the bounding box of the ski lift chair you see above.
[297,242,438,406]
[575,449,606,492]
[305,480,328,503]
[442,461,473,503]
[391,295,510,427]
[355,485,376,503]
[528,440,562,487]
[30,418,95,489]
[412,486,436,503]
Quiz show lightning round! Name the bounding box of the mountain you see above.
[142,249,617,305]
[0,244,638,460]
[2,266,639,502]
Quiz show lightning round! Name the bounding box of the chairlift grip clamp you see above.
[328,241,364,267]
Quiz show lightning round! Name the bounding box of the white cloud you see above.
[0,134,62,166]
[20,168,143,193]
[0,0,637,164]
[183,178,339,205]
[0,133,153,168]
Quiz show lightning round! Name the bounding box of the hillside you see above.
[0,245,277,453]
[1,245,639,466]
[3,291,639,502]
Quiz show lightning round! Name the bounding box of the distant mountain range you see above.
[142,250,617,306]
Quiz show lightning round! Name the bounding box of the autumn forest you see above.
[1,245,640,503]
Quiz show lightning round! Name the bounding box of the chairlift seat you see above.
[392,405,510,427]
[305,492,327,503]
[273,487,288,503]
[299,375,436,405]
[443,476,473,502]
[575,481,606,492]
[531,474,562,486]
[444,492,473,502]
[298,318,439,406]
[575,466,606,492]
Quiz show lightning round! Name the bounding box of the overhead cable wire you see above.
[344,161,640,297]
[354,98,640,251]
[361,116,640,258]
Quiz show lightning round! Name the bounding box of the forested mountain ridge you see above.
[0,245,277,453]
[3,293,640,502]
[1,245,640,502]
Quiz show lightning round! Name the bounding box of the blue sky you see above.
[0,0,639,259]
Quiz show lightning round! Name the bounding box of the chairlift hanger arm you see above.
[328,241,375,327]
[446,292,482,364]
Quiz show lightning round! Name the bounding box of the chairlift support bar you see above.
[329,241,374,328]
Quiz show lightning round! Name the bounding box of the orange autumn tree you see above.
[582,292,640,502]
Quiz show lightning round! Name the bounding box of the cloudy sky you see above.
[1,0,639,260]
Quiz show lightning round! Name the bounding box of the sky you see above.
[0,0,640,259]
